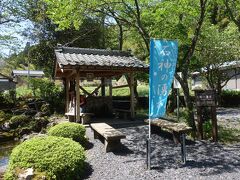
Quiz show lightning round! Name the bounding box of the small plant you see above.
[4,136,86,180]
[203,120,212,139]
[48,122,86,144]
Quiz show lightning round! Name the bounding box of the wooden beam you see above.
[109,78,112,97]
[79,86,91,96]
[89,85,101,96]
[67,70,76,78]
[65,78,70,113]
[75,72,80,122]
[101,77,105,96]
[112,84,129,89]
[129,73,135,119]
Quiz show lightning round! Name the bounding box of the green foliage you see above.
[0,110,6,125]
[9,115,31,129]
[16,86,33,99]
[137,85,149,97]
[28,78,60,99]
[27,78,64,112]
[0,91,15,107]
[4,136,86,180]
[203,120,212,139]
[48,122,86,144]
[0,111,12,125]
[221,89,240,96]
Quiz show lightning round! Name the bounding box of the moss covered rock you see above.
[48,122,86,144]
[4,136,86,180]
[9,115,31,129]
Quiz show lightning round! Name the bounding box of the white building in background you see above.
[11,70,44,83]
[0,73,16,91]
[192,61,240,91]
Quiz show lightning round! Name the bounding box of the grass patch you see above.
[137,85,149,97]
[218,126,240,144]
[82,84,149,97]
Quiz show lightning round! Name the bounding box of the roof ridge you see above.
[55,46,132,57]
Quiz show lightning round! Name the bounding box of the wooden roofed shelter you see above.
[54,46,148,122]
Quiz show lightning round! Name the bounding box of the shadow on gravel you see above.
[84,141,94,150]
[119,125,240,176]
[81,162,93,179]
[113,144,134,156]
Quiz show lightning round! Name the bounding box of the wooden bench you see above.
[65,112,94,124]
[90,123,126,152]
[145,118,192,164]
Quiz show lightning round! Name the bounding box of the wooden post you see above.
[197,107,203,140]
[211,106,218,142]
[109,78,112,97]
[65,78,70,113]
[101,77,105,96]
[129,73,135,119]
[75,72,80,122]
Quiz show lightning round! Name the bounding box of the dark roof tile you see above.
[55,47,149,70]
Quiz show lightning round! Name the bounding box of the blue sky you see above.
[0,20,33,57]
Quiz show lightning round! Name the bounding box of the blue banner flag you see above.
[149,39,178,119]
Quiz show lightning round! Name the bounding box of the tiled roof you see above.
[55,47,149,70]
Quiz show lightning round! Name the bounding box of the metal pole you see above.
[147,117,151,170]
[177,88,179,121]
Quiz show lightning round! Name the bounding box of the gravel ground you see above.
[217,108,240,129]
[84,108,240,180]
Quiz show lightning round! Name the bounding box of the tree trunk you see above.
[181,75,196,131]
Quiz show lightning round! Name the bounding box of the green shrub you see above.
[4,136,86,180]
[0,110,12,124]
[0,110,6,124]
[9,115,31,129]
[48,122,86,144]
[203,120,212,139]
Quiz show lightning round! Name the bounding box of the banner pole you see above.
[177,88,180,121]
[147,116,151,170]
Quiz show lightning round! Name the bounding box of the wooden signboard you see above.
[194,90,218,142]
[195,90,216,106]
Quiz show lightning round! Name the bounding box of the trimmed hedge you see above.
[4,136,85,180]
[48,122,86,144]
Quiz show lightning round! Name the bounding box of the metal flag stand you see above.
[147,118,151,170]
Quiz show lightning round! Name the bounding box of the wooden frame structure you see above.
[54,46,148,121]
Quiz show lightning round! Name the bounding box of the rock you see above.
[12,109,26,115]
[21,133,47,142]
[2,122,10,131]
[0,132,15,142]
[35,112,49,118]
[19,127,32,136]
[18,168,34,180]
[24,109,38,116]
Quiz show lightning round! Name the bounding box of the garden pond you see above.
[0,140,19,174]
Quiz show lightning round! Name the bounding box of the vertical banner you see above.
[149,39,178,119]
